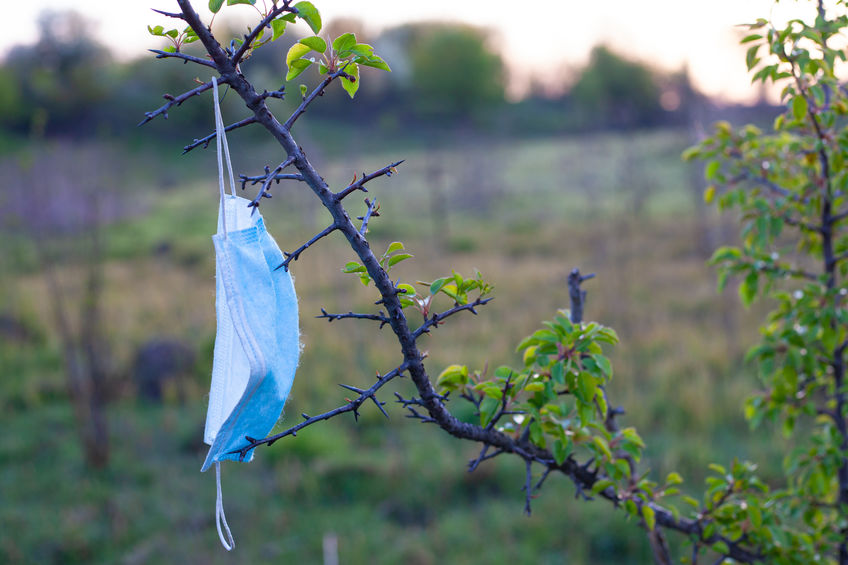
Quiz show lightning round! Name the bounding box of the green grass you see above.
[0,129,788,564]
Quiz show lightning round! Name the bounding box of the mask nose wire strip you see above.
[213,76,238,237]
[215,461,235,551]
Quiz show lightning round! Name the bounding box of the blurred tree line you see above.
[0,9,713,143]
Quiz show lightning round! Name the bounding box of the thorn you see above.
[301,413,309,420]
[339,383,365,394]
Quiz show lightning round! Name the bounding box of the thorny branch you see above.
[183,116,258,153]
[228,363,408,458]
[240,172,304,189]
[148,48,217,68]
[138,79,214,126]
[247,156,296,211]
[317,307,391,328]
[412,297,493,339]
[278,224,338,271]
[336,161,405,200]
[145,3,764,563]
[358,198,379,236]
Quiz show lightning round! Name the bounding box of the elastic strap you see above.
[212,77,238,237]
[215,461,235,551]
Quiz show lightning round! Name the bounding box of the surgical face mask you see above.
[202,76,300,550]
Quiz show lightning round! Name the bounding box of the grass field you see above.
[0,128,787,564]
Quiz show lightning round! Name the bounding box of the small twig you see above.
[413,297,494,339]
[249,156,295,212]
[228,363,408,457]
[231,1,295,64]
[567,268,595,325]
[336,161,405,200]
[534,467,553,492]
[240,173,304,189]
[284,69,348,130]
[278,224,338,271]
[148,49,217,68]
[182,116,258,153]
[151,8,185,19]
[358,198,379,236]
[523,459,534,515]
[259,86,286,101]
[317,308,390,328]
[138,79,214,126]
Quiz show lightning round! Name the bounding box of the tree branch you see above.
[412,297,494,339]
[148,49,216,68]
[182,116,258,153]
[336,161,404,200]
[284,70,347,130]
[317,308,391,328]
[358,198,380,236]
[228,363,408,457]
[138,79,214,126]
[247,156,296,211]
[231,1,295,65]
[278,224,338,271]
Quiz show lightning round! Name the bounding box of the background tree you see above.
[405,24,505,122]
[570,45,664,129]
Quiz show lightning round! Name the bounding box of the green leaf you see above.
[165,28,179,38]
[340,62,360,98]
[429,277,448,295]
[333,32,357,54]
[299,84,307,98]
[286,58,312,81]
[748,501,763,529]
[578,372,596,404]
[642,505,656,531]
[739,271,759,307]
[591,479,615,494]
[227,0,256,5]
[209,0,225,13]
[592,436,613,460]
[705,160,721,181]
[792,94,808,120]
[480,396,500,427]
[745,44,760,70]
[349,43,375,57]
[294,1,322,34]
[387,241,404,254]
[286,42,312,65]
[397,283,416,297]
[148,25,165,36]
[704,185,716,204]
[342,261,366,273]
[666,472,684,486]
[712,541,729,555]
[387,253,413,267]
[592,354,612,379]
[436,364,468,391]
[299,36,327,53]
[553,439,571,465]
[271,18,288,41]
[357,55,392,72]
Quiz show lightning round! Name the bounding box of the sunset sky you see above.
[0,0,823,102]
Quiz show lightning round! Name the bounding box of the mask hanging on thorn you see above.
[202,76,301,551]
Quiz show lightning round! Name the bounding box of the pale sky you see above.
[0,0,823,102]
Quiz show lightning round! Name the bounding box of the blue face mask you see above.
[202,77,300,550]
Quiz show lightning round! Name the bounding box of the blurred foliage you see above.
[571,45,664,129]
[0,10,720,144]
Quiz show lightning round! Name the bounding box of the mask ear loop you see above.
[212,77,238,237]
[211,77,236,552]
[215,461,235,551]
